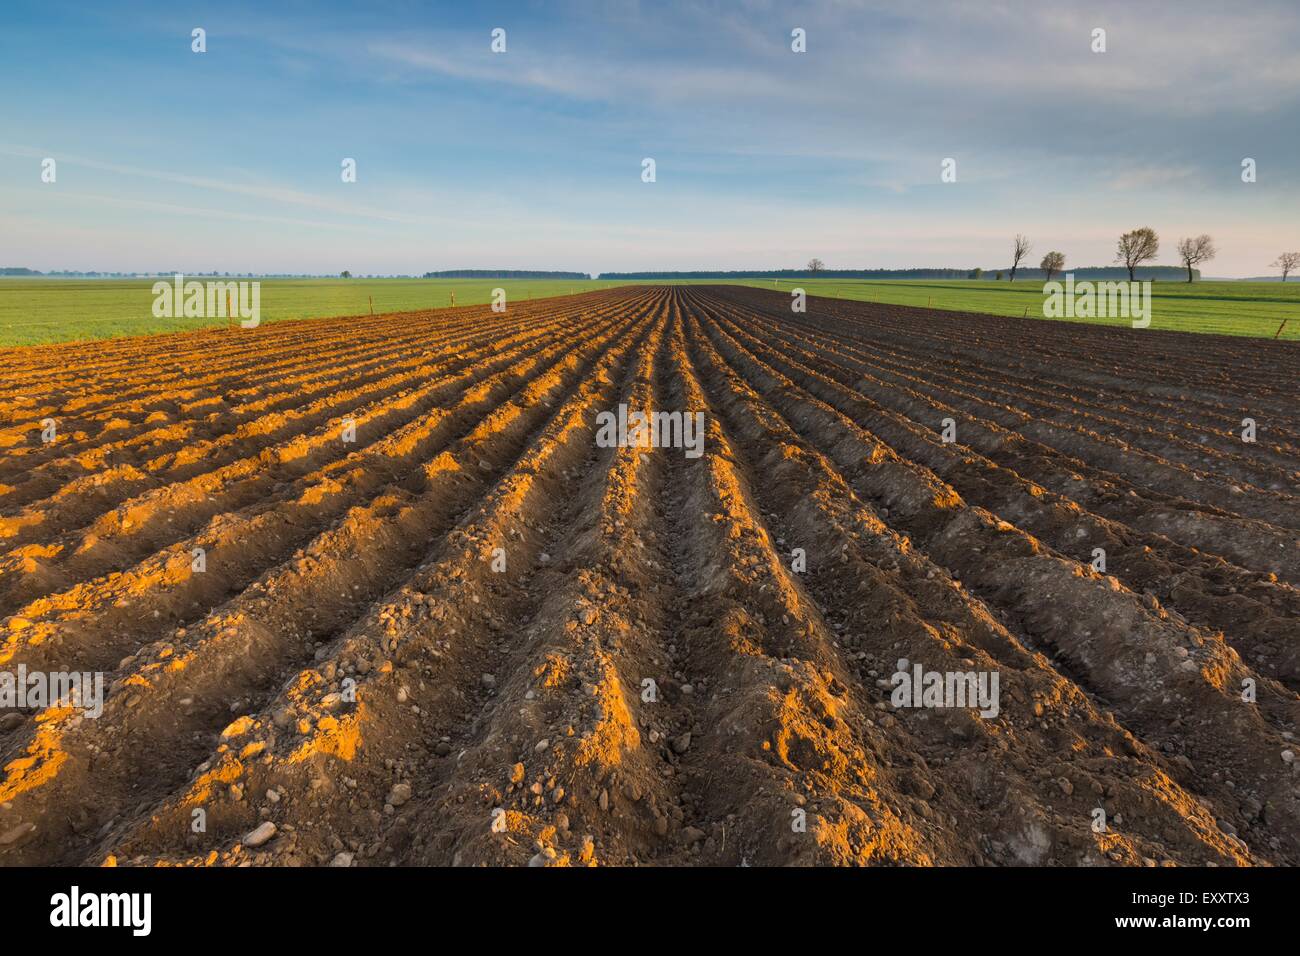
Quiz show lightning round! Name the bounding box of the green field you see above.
[1,276,1296,347]
[0,278,629,347]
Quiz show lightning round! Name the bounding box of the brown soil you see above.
[0,285,1296,867]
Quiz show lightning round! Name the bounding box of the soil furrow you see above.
[682,296,1257,865]
[695,295,1300,682]
[87,291,666,866]
[681,289,1300,863]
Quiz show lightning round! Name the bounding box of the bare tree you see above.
[1039,251,1065,283]
[1272,252,1300,282]
[1009,235,1032,282]
[806,258,825,273]
[1116,227,1159,281]
[1176,235,1216,283]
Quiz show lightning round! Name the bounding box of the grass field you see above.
[0,278,629,346]
[1,276,1296,346]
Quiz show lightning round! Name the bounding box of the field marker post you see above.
[1275,316,1290,340]
[369,295,374,315]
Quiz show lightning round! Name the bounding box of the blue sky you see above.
[2,0,1298,276]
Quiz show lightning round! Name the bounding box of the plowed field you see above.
[1,285,1297,867]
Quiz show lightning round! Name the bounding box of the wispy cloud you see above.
[366,39,796,105]
[0,146,464,226]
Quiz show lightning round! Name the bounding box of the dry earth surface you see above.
[0,285,1297,867]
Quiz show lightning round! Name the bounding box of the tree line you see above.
[998,231,1299,283]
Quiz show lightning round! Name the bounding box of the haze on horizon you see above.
[2,0,1298,279]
